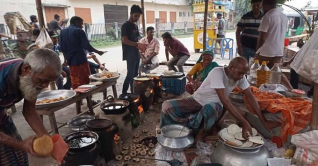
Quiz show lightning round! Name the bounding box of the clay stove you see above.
[119,93,144,123]
[133,78,154,112]
[150,76,163,103]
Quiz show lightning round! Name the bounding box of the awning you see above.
[213,1,226,6]
[42,3,70,8]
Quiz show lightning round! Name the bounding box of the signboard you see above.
[193,3,214,13]
[197,32,209,44]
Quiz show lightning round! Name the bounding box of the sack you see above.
[291,130,318,165]
[35,28,53,49]
[291,31,318,84]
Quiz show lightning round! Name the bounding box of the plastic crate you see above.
[161,77,186,95]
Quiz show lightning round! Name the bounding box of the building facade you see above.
[0,0,192,27]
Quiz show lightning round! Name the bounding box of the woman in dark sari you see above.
[186,50,219,94]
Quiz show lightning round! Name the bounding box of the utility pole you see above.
[35,0,45,28]
[203,0,208,51]
[141,0,146,36]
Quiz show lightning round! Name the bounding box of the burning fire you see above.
[114,133,120,144]
[159,81,162,87]
[138,105,143,113]
[150,89,154,94]
[134,97,140,103]
[155,77,160,79]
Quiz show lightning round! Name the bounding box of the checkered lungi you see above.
[0,112,29,166]
[69,62,91,89]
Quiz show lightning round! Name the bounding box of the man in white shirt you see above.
[139,26,160,74]
[256,0,293,90]
[160,57,278,141]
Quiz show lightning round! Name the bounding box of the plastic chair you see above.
[205,38,217,53]
[220,38,234,59]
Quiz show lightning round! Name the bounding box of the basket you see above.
[4,13,17,34]
[161,76,186,95]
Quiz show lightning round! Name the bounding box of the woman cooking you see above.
[186,50,219,94]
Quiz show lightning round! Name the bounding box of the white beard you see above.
[19,75,43,101]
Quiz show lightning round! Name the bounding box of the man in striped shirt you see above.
[236,0,263,62]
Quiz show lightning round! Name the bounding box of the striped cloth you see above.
[237,11,264,50]
[160,97,223,132]
[0,113,28,166]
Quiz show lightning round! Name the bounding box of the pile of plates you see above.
[219,124,264,149]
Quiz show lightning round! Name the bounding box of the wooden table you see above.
[288,34,309,43]
[36,81,118,134]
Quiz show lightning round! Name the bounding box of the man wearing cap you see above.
[236,0,263,61]
[48,30,71,90]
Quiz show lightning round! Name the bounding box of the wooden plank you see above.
[159,11,167,23]
[146,11,155,24]
[170,12,176,23]
[311,83,318,130]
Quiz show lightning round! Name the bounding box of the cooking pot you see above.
[86,119,119,134]
[100,95,129,115]
[157,124,194,151]
[64,131,99,152]
[211,142,271,166]
[68,114,95,131]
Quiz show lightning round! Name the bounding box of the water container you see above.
[256,61,270,87]
[249,59,260,85]
[269,63,282,84]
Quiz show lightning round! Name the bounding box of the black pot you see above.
[64,131,99,152]
[100,95,129,115]
[86,118,118,163]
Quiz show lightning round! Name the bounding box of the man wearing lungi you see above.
[160,57,279,142]
[121,5,147,94]
[59,16,105,90]
[0,49,62,165]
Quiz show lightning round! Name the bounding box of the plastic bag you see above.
[259,84,288,94]
[191,141,214,166]
[291,30,318,84]
[35,28,53,48]
[291,130,318,165]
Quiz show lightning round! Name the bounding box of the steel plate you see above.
[218,128,264,150]
[36,90,76,109]
[89,73,120,82]
[229,93,244,103]
[161,72,184,78]
[68,114,95,131]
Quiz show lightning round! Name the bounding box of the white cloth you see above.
[139,37,160,64]
[218,18,226,36]
[193,67,250,106]
[256,8,288,57]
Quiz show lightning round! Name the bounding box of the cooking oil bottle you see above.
[249,59,261,85]
[256,61,270,87]
[269,63,282,84]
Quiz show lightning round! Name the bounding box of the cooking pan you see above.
[100,95,129,115]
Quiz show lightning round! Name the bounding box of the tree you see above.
[234,0,290,24]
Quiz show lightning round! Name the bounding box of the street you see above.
[95,31,236,73]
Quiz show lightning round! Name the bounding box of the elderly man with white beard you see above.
[0,48,62,165]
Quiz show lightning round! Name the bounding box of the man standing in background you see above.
[121,5,147,94]
[236,0,263,62]
[256,0,293,90]
[217,13,226,39]
[29,15,39,29]
[49,14,62,33]
[59,16,104,90]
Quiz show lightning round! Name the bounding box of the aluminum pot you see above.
[211,143,271,166]
[157,124,194,151]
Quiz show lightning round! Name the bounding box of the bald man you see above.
[160,57,279,142]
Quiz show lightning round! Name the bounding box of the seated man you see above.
[87,52,105,74]
[186,50,219,94]
[160,57,278,141]
[139,26,160,74]
[162,32,190,73]
[48,30,71,90]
